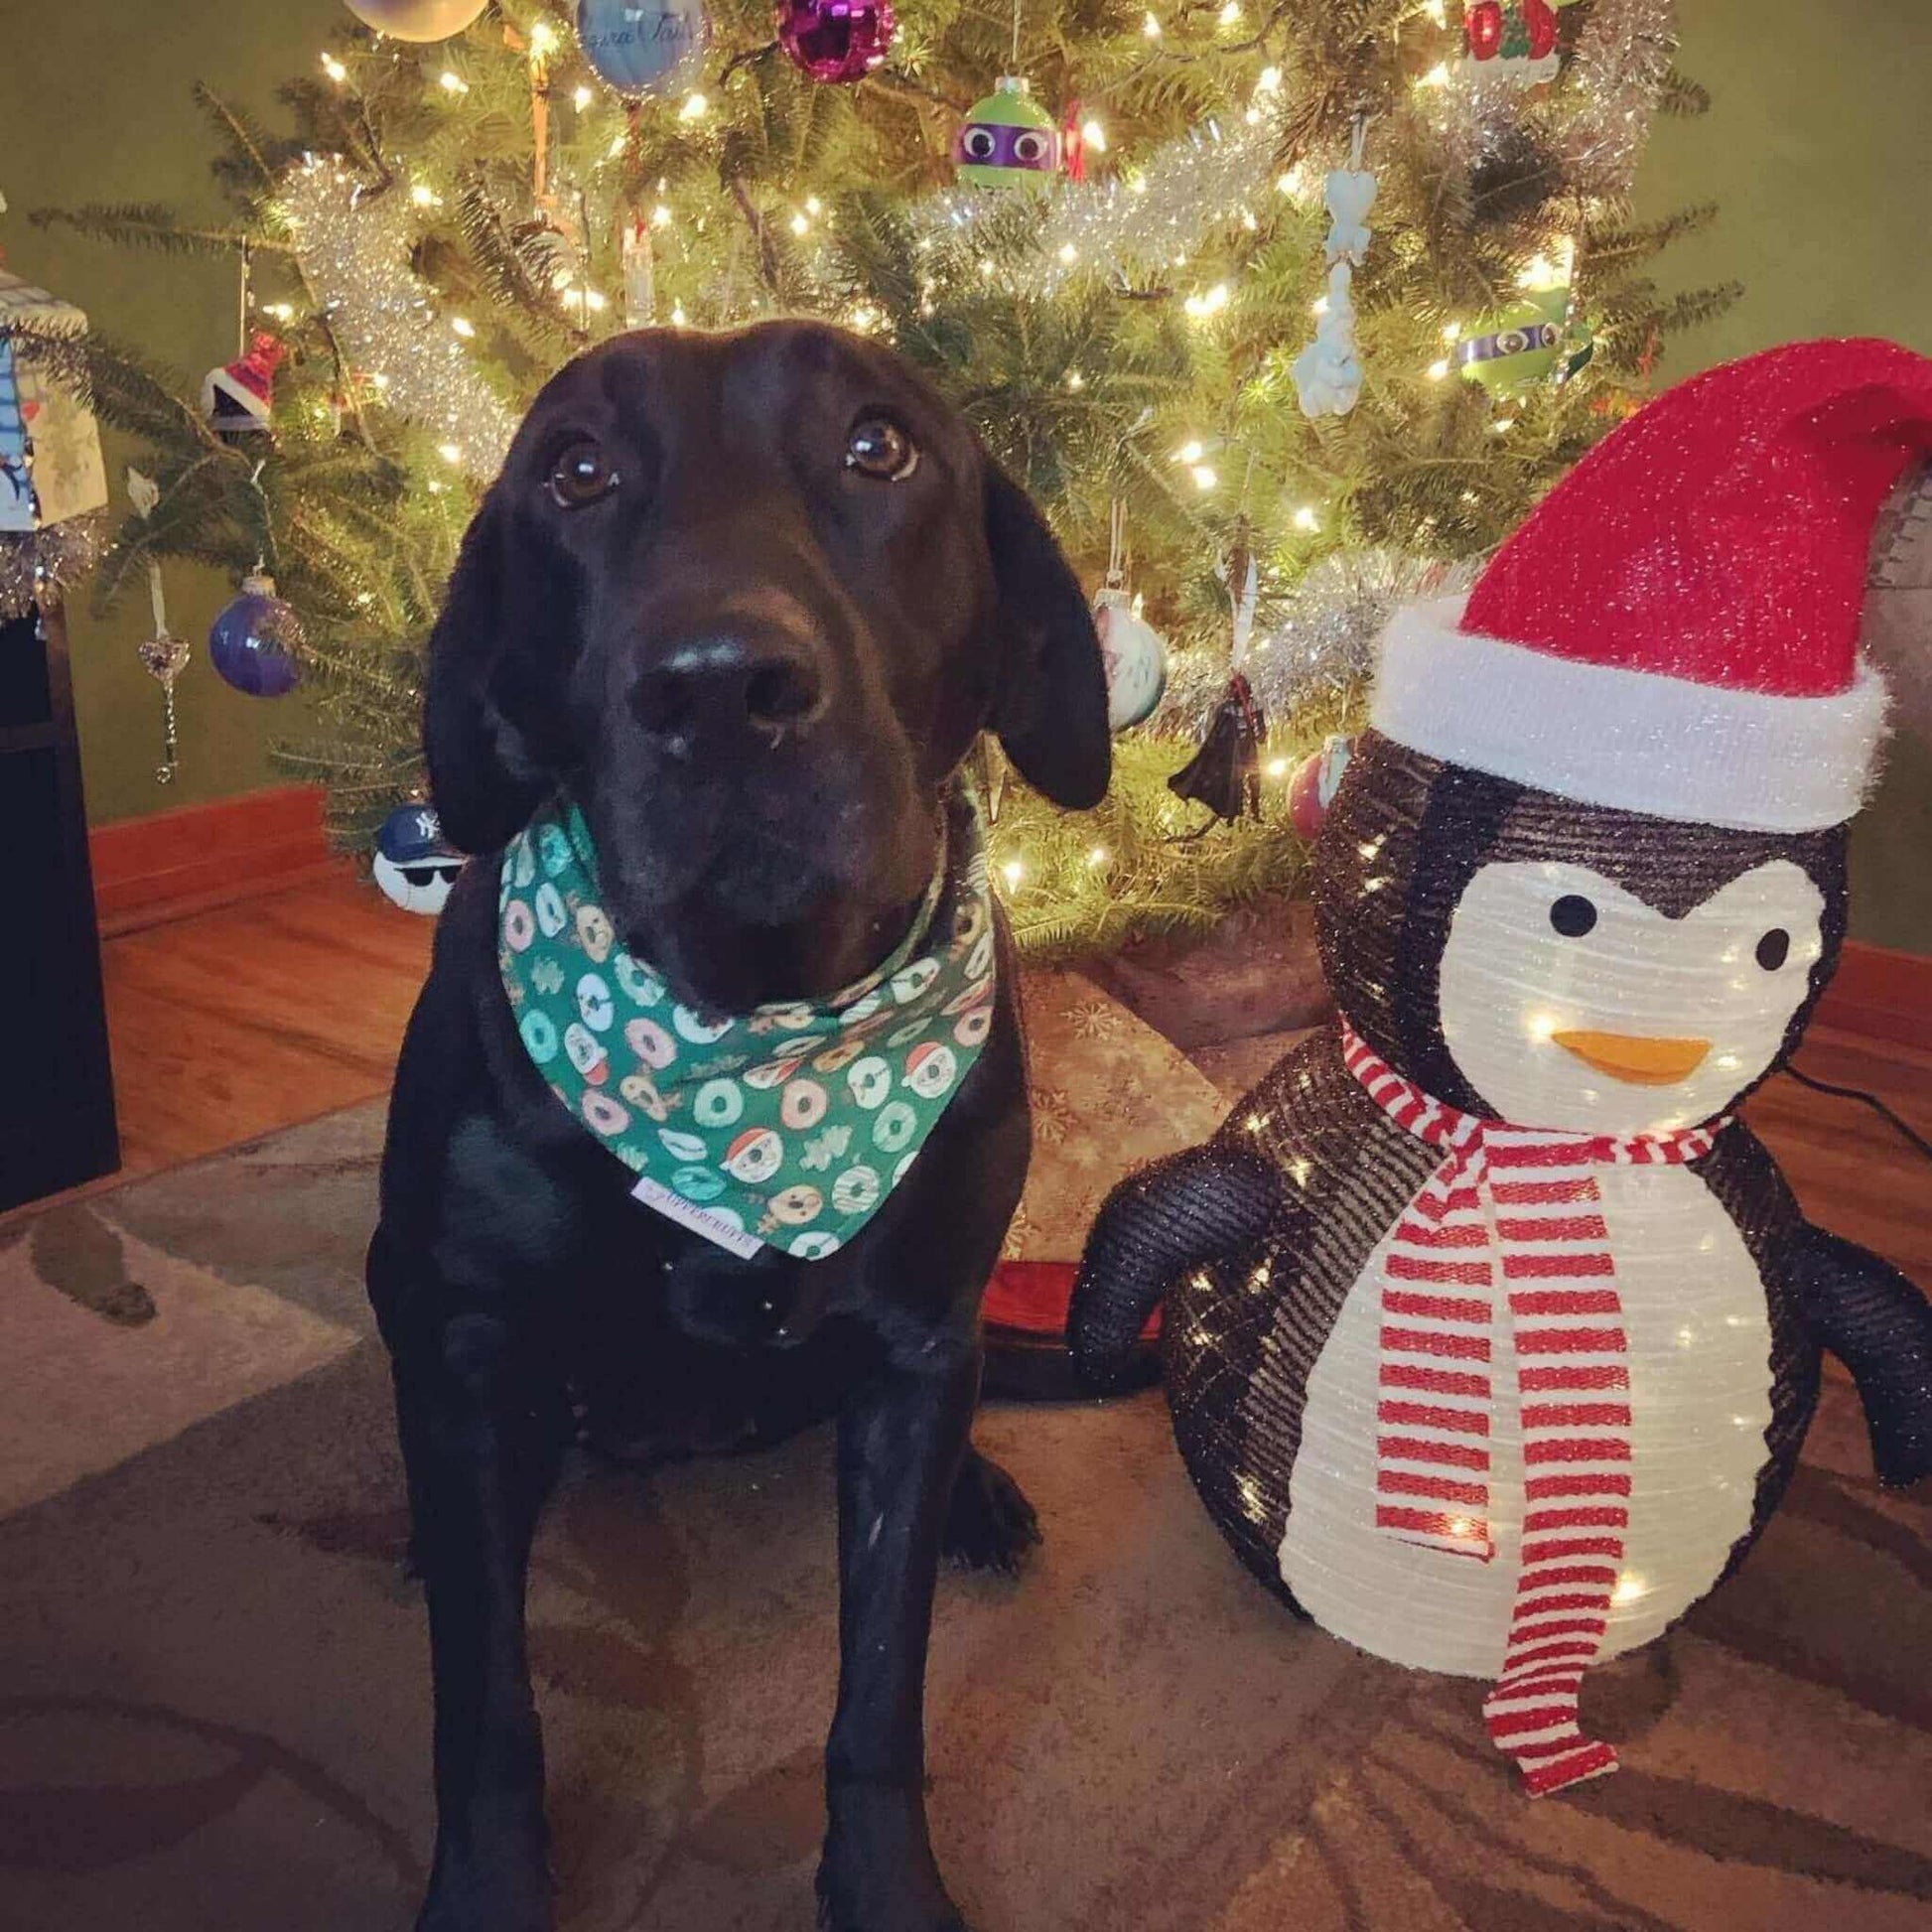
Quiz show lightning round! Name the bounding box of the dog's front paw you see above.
[818,1784,970,1932]
[943,1448,1040,1577]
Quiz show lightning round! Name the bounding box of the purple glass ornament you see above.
[208,573,303,698]
[774,0,895,83]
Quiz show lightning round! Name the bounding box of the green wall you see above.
[0,0,345,824]
[1629,0,1932,950]
[6,0,1929,942]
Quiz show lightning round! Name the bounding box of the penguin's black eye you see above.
[1550,894,1598,938]
[1755,927,1791,971]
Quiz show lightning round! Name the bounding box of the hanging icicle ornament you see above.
[1092,500,1169,732]
[621,210,655,329]
[1292,116,1375,420]
[1169,551,1266,822]
[126,468,189,784]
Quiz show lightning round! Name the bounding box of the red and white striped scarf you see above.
[1338,1020,1725,1797]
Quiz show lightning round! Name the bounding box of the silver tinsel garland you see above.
[913,97,1293,300]
[1564,0,1679,197]
[281,159,517,481]
[0,513,111,624]
[1155,548,1478,738]
[1429,0,1678,193]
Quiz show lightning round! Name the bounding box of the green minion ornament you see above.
[953,76,1061,190]
[1456,286,1591,398]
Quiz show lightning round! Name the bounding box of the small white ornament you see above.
[1321,167,1378,268]
[1293,262,1363,419]
[1093,589,1169,732]
[1091,500,1169,731]
[1293,117,1375,421]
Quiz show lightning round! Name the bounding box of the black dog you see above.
[368,320,1110,1932]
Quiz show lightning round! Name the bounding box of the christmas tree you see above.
[27,0,1730,958]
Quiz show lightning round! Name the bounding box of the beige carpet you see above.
[2,977,1929,1932]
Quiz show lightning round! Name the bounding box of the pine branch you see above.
[28,203,291,259]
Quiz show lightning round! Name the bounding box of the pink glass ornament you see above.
[774,0,896,83]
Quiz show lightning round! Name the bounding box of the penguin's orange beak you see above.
[1551,1030,1712,1086]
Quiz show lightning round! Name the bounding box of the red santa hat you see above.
[1371,338,1932,832]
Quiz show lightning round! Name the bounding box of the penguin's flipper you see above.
[1068,1139,1281,1394]
[1788,1221,1932,1488]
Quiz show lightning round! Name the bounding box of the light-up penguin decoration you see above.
[1071,340,1932,1797]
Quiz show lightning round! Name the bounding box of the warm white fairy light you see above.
[1183,283,1229,320]
[1086,846,1110,868]
[1190,464,1218,491]
[1173,440,1204,464]
[584,290,608,312]
[651,204,673,227]
[670,301,687,326]
[439,70,469,93]
[1142,9,1161,33]
[678,92,708,121]
[321,53,347,83]
[1002,859,1026,888]
[1218,0,1242,23]
[1255,66,1281,93]
[410,184,441,207]
[451,316,476,338]
[574,85,595,109]
[1442,319,1462,343]
[1418,63,1451,88]
[1081,118,1107,152]
[805,196,823,215]
[1065,369,1084,389]
[438,442,464,465]
[1427,357,1450,380]
[1422,0,1448,21]
[1266,757,1289,778]
[528,18,558,55]
[1057,242,1079,264]
[608,130,628,160]
[790,212,810,236]
[1293,504,1320,532]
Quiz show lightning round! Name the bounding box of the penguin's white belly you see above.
[1279,1165,1773,1678]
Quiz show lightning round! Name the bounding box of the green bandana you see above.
[498,787,996,1261]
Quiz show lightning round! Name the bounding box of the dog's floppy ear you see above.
[984,462,1111,810]
[423,486,550,854]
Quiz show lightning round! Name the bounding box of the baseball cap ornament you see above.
[1071,338,1932,1800]
[373,802,468,914]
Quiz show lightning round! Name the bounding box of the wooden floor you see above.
[98,874,432,1177]
[28,879,1932,1285]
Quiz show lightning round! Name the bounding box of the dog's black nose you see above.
[632,636,827,746]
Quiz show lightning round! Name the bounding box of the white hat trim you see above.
[1370,596,1889,833]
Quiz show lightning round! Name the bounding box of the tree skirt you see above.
[984,970,1228,1399]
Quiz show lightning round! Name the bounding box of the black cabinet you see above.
[2,602,119,1209]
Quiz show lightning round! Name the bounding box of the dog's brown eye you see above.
[548,440,619,509]
[845,416,918,483]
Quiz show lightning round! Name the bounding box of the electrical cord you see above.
[1783,1061,1932,1166]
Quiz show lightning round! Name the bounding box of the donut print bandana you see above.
[499,788,996,1262]
[1338,1021,1725,1797]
